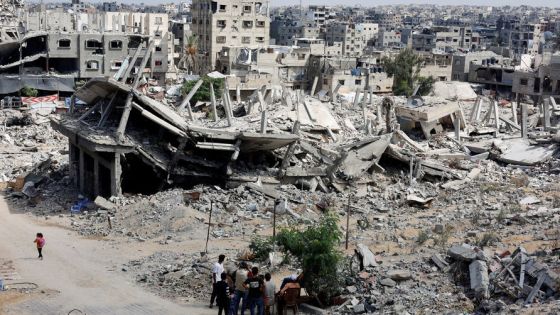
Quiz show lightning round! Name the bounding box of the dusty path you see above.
[0,196,214,315]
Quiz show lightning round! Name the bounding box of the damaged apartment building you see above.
[0,4,173,95]
[190,0,270,74]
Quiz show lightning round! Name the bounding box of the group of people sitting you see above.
[209,255,303,315]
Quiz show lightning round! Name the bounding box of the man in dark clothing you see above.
[216,272,230,315]
[243,267,264,315]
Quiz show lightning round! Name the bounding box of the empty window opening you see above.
[58,39,71,48]
[86,60,99,70]
[110,40,123,49]
[85,39,102,49]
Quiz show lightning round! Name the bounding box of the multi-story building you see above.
[191,0,270,74]
[305,5,335,27]
[0,8,173,96]
[325,23,367,57]
[271,20,320,46]
[500,23,543,57]
[451,51,503,81]
[374,12,402,31]
[377,30,402,49]
[432,26,474,53]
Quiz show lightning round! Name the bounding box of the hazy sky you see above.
[55,0,560,7]
[281,0,559,7]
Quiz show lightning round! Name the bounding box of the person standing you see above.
[231,262,250,315]
[243,267,264,315]
[33,233,45,260]
[264,273,276,315]
[216,272,231,315]
[210,254,226,308]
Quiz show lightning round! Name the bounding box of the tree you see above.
[20,86,38,97]
[180,75,224,105]
[178,35,198,73]
[275,212,343,304]
[417,76,435,96]
[381,49,423,96]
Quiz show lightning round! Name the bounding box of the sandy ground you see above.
[0,196,215,315]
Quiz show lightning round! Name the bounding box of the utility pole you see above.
[345,195,351,250]
[205,201,213,254]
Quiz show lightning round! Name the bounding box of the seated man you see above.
[279,269,302,290]
[276,279,301,314]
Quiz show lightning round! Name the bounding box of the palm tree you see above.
[179,35,198,74]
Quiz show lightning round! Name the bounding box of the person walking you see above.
[216,272,231,315]
[231,261,251,315]
[243,267,264,315]
[33,233,45,260]
[264,273,276,315]
[210,254,226,308]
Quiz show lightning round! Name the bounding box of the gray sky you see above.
[276,0,559,7]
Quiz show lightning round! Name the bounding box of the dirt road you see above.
[0,196,214,315]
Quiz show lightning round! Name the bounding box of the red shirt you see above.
[35,237,45,248]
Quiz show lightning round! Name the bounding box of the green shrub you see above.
[249,235,275,261]
[276,212,343,304]
[20,86,38,97]
[180,76,224,105]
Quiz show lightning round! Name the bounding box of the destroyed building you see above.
[191,0,271,74]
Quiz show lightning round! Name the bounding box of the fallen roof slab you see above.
[497,139,557,166]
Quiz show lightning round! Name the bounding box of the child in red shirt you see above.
[33,233,45,260]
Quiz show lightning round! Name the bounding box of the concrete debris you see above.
[386,270,413,281]
[469,260,490,299]
[2,38,560,315]
[94,196,115,211]
[448,244,477,262]
[355,243,377,269]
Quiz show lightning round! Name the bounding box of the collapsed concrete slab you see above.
[52,77,299,197]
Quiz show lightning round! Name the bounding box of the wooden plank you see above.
[525,273,546,304]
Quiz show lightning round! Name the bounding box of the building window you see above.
[155,17,163,25]
[217,20,226,27]
[58,39,71,48]
[86,60,99,70]
[338,79,345,85]
[243,5,251,13]
[219,4,226,11]
[216,36,226,43]
[256,20,265,27]
[111,60,123,70]
[355,79,362,85]
[520,78,528,86]
[155,45,162,52]
[243,21,253,28]
[85,39,102,49]
[256,36,264,43]
[242,36,251,44]
[155,31,162,38]
[155,60,163,66]
[109,40,123,50]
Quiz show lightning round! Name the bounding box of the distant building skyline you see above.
[31,0,560,7]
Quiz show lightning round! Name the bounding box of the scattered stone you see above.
[448,244,477,261]
[380,278,397,287]
[387,270,412,281]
